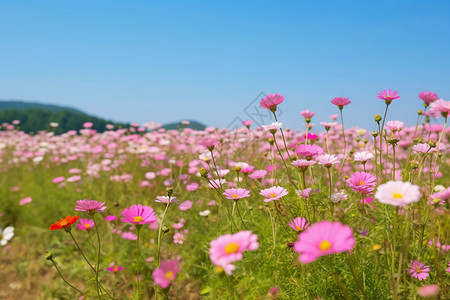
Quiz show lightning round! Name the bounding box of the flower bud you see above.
[417,110,423,115]
[233,166,241,172]
[374,114,382,122]
[166,187,173,197]
[45,251,53,261]
[268,139,274,145]
[199,168,208,178]
[372,131,379,138]
[428,140,436,148]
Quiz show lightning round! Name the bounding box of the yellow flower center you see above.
[133,216,144,223]
[114,265,118,272]
[372,244,381,251]
[224,242,240,254]
[296,226,302,231]
[166,271,174,279]
[270,193,278,198]
[392,193,403,199]
[319,240,332,251]
[433,198,440,204]
[232,194,239,198]
[359,181,365,186]
[416,267,422,274]
[215,266,224,274]
[60,220,68,226]
[84,223,91,229]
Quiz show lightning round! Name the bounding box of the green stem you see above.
[92,214,104,299]
[136,227,141,300]
[50,258,83,294]
[345,253,367,300]
[157,203,171,266]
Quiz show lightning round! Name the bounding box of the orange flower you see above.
[50,216,80,231]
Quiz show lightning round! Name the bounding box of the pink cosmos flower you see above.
[223,188,251,201]
[377,89,400,102]
[300,110,315,119]
[179,200,193,211]
[291,159,316,171]
[199,138,219,151]
[52,176,65,184]
[408,260,430,281]
[173,231,186,244]
[430,187,450,202]
[429,99,450,118]
[75,199,106,214]
[412,143,432,154]
[375,181,421,207]
[249,170,267,180]
[331,97,351,109]
[294,221,355,263]
[346,172,376,194]
[330,114,338,120]
[121,204,157,225]
[417,285,440,298]
[295,144,323,159]
[19,197,32,206]
[107,265,125,273]
[242,120,254,128]
[209,231,259,275]
[83,122,93,128]
[418,91,439,104]
[262,122,283,133]
[121,232,137,240]
[186,182,199,191]
[320,121,337,131]
[76,218,95,231]
[152,260,181,288]
[104,215,117,221]
[289,217,310,232]
[385,120,404,132]
[353,151,374,163]
[296,188,312,199]
[155,196,177,204]
[260,186,288,202]
[260,93,285,111]
[315,154,339,168]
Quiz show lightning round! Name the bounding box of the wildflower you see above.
[417,285,440,298]
[294,221,355,263]
[353,151,374,164]
[75,199,106,214]
[295,144,323,159]
[291,159,316,171]
[173,231,186,244]
[412,143,432,154]
[320,121,337,131]
[430,187,450,203]
[296,188,312,199]
[385,120,404,132]
[331,97,351,109]
[104,215,117,221]
[76,218,95,231]
[418,91,439,104]
[199,138,219,151]
[121,232,137,240]
[52,176,65,183]
[260,186,288,202]
[179,200,193,211]
[289,217,310,232]
[262,122,283,134]
[19,197,32,205]
[408,260,430,281]
[223,188,251,201]
[152,260,181,288]
[121,204,157,225]
[300,110,315,123]
[331,190,348,203]
[315,154,339,168]
[242,120,254,128]
[377,89,400,104]
[0,226,14,246]
[429,99,450,118]
[260,93,285,112]
[107,265,125,273]
[199,210,210,216]
[375,181,421,207]
[249,170,267,180]
[155,196,177,204]
[209,231,259,275]
[185,182,199,191]
[50,216,80,231]
[346,172,376,194]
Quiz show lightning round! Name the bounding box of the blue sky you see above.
[1,0,449,131]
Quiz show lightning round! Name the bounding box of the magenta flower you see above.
[209,231,259,275]
[152,260,181,288]
[121,204,157,225]
[294,221,355,263]
[295,144,323,159]
[179,200,193,211]
[223,188,251,201]
[19,197,32,206]
[107,265,125,273]
[296,188,312,199]
[375,181,421,207]
[260,186,288,202]
[104,215,117,221]
[76,218,95,231]
[289,217,310,232]
[249,170,267,180]
[408,260,430,281]
[377,89,400,103]
[346,172,376,194]
[417,285,440,298]
[199,138,219,151]
[52,176,65,184]
[418,91,439,104]
[75,199,106,214]
[260,93,285,111]
[331,97,351,109]
[121,232,137,240]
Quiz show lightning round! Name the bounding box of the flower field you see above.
[0,91,449,299]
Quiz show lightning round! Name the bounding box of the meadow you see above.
[0,91,449,299]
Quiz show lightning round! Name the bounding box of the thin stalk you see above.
[273,134,298,189]
[92,215,104,299]
[136,227,141,300]
[345,253,368,300]
[272,111,293,161]
[235,202,248,230]
[157,203,171,265]
[50,258,83,295]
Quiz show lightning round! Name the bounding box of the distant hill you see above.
[0,100,85,114]
[0,100,128,133]
[162,120,207,130]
